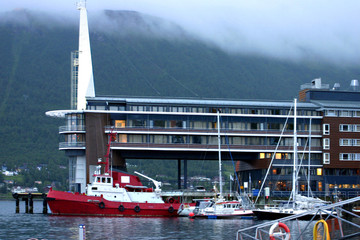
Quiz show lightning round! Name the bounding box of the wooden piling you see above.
[42,193,48,214]
[29,194,33,214]
[24,197,29,213]
[13,192,48,214]
[15,195,19,213]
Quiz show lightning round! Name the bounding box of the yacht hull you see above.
[253,209,334,220]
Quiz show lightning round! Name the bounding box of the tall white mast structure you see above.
[217,110,223,198]
[76,0,95,110]
[292,98,298,209]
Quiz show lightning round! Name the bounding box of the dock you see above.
[12,193,48,214]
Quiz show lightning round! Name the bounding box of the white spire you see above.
[76,0,95,110]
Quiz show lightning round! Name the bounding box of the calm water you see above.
[0,200,358,240]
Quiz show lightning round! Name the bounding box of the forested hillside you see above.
[0,9,359,187]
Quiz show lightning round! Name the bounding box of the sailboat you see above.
[192,110,253,219]
[252,99,334,220]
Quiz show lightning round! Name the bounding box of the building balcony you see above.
[59,125,86,134]
[109,142,322,153]
[104,126,322,137]
[59,142,86,150]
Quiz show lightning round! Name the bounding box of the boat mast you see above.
[217,109,223,198]
[308,118,312,197]
[292,98,298,208]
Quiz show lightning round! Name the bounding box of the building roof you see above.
[88,96,318,109]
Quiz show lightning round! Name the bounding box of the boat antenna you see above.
[217,109,223,199]
[103,127,116,174]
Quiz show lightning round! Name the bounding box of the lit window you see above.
[259,153,265,159]
[317,168,323,176]
[115,120,126,128]
[275,153,282,159]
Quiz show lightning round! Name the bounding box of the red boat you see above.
[47,170,180,217]
[47,131,181,217]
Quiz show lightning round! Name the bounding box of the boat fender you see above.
[167,197,175,203]
[99,202,105,209]
[168,206,174,213]
[118,205,125,212]
[269,222,290,240]
[134,205,141,213]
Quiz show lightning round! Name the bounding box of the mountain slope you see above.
[0,9,359,177]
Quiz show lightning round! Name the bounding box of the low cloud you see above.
[3,0,360,66]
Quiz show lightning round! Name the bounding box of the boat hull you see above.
[47,189,180,217]
[195,210,253,219]
[253,209,334,221]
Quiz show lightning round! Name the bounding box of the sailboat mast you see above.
[292,98,298,207]
[217,110,223,198]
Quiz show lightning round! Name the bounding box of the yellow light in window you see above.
[317,168,323,176]
[272,169,277,175]
[275,153,281,159]
[260,153,265,159]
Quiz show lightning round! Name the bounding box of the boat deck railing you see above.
[236,196,360,240]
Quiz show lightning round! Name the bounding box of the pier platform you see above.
[12,193,48,214]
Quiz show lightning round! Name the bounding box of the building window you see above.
[323,138,330,149]
[353,139,360,146]
[325,110,337,116]
[353,125,360,132]
[340,153,352,161]
[353,153,360,161]
[339,124,352,132]
[354,111,360,117]
[117,134,127,143]
[115,120,126,128]
[339,110,351,117]
[323,153,330,164]
[130,119,146,127]
[323,124,330,135]
[316,168,323,176]
[340,139,352,146]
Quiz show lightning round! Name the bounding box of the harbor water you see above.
[0,200,358,239]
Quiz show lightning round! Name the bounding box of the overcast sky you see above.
[2,0,360,66]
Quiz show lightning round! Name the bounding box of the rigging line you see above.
[105,35,161,95]
[296,138,316,198]
[124,40,199,97]
[219,114,243,194]
[255,104,294,204]
[286,137,309,206]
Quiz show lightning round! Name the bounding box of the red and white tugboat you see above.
[47,132,180,217]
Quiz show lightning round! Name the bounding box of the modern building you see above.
[46,2,359,196]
